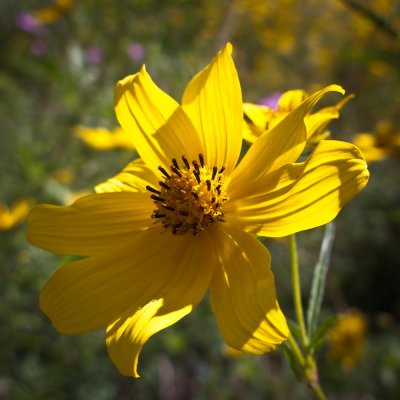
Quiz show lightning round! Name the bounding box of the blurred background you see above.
[1,0,400,399]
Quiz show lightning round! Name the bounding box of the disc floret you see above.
[146,153,228,235]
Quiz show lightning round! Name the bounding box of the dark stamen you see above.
[171,165,182,177]
[212,166,218,180]
[191,191,199,200]
[152,213,166,219]
[172,158,179,169]
[173,223,182,229]
[158,166,171,178]
[192,160,200,172]
[162,204,175,211]
[179,210,189,216]
[219,166,226,174]
[193,170,201,184]
[146,185,161,194]
[199,205,205,211]
[206,180,211,191]
[182,155,190,169]
[243,112,254,125]
[211,197,216,203]
[151,194,165,202]
[159,181,171,190]
[199,153,204,167]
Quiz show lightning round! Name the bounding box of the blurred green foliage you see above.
[1,0,400,399]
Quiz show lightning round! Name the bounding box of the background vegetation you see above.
[1,0,400,399]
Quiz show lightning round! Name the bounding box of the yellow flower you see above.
[0,200,32,230]
[352,120,400,163]
[74,126,135,150]
[243,90,354,147]
[328,309,367,370]
[27,44,369,378]
[34,0,75,24]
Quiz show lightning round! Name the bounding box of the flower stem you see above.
[289,234,309,348]
[288,234,328,400]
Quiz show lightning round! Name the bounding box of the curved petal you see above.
[226,140,369,237]
[105,231,215,377]
[95,158,159,193]
[115,67,203,175]
[27,192,154,256]
[209,223,289,353]
[182,43,242,175]
[40,226,214,337]
[305,94,354,142]
[228,85,345,196]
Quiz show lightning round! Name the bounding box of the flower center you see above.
[146,153,228,235]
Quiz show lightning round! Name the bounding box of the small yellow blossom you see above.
[243,90,354,147]
[53,167,75,185]
[28,44,368,378]
[0,200,32,230]
[74,126,135,150]
[34,0,75,24]
[353,120,400,163]
[328,308,367,370]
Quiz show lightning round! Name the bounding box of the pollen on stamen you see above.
[150,155,229,235]
[172,158,179,169]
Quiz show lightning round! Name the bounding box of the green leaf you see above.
[309,314,338,355]
[307,222,336,337]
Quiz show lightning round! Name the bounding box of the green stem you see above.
[289,234,309,348]
[288,234,328,399]
[309,379,328,400]
[287,334,305,366]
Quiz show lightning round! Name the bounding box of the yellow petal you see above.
[209,223,289,353]
[226,140,369,237]
[27,192,154,256]
[182,43,242,174]
[242,102,273,143]
[115,67,203,175]
[40,226,213,336]
[106,231,214,377]
[277,89,308,112]
[74,126,135,150]
[353,133,388,162]
[228,85,345,195]
[0,199,33,230]
[305,94,354,142]
[95,158,159,193]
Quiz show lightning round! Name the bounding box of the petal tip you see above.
[329,84,345,95]
[224,42,233,54]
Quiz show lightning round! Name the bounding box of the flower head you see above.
[243,89,354,147]
[328,308,367,370]
[352,120,400,163]
[28,44,369,378]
